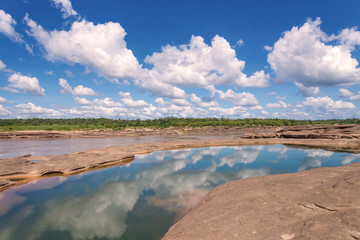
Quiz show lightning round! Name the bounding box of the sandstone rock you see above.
[163,162,360,240]
[0,179,14,190]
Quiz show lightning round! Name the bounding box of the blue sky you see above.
[1,0,360,119]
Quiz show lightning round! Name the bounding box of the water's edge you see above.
[1,137,359,192]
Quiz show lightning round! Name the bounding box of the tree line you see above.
[0,117,359,131]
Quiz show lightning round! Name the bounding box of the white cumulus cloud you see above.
[190,94,218,108]
[332,27,360,48]
[49,0,78,18]
[272,109,309,119]
[155,98,200,118]
[0,59,6,71]
[0,105,11,116]
[170,99,192,107]
[338,88,360,101]
[0,9,23,42]
[70,96,157,119]
[119,92,151,108]
[0,96,12,104]
[268,18,360,87]
[143,35,269,90]
[59,78,96,96]
[264,45,273,51]
[5,73,45,96]
[295,82,320,97]
[303,96,355,114]
[338,88,354,97]
[266,100,288,109]
[134,34,270,99]
[0,10,32,53]
[207,106,249,118]
[250,105,263,111]
[24,15,141,81]
[74,97,123,107]
[14,102,61,118]
[24,14,271,100]
[217,89,258,106]
[132,72,188,99]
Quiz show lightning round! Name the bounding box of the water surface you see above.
[0,145,359,240]
[0,134,222,159]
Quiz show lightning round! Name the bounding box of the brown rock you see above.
[0,179,14,190]
[254,133,277,139]
[163,162,360,240]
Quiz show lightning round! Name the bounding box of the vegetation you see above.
[0,118,359,132]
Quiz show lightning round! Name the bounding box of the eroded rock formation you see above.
[163,161,360,239]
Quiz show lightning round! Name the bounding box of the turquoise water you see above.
[0,145,359,240]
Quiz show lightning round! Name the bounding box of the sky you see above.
[0,0,360,120]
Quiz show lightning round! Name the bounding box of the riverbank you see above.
[1,124,360,192]
[1,123,359,140]
[0,126,275,139]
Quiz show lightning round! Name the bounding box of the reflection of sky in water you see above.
[0,134,235,159]
[0,136,168,159]
[1,145,360,240]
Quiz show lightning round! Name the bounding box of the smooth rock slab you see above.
[163,162,360,240]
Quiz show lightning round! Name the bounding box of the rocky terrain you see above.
[163,161,360,240]
[0,126,271,139]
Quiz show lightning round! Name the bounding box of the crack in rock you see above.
[313,203,338,212]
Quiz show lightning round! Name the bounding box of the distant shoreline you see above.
[1,122,360,140]
[1,118,359,133]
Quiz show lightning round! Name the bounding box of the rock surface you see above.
[163,161,360,240]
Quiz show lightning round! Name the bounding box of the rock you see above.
[254,133,277,139]
[275,124,360,140]
[163,162,360,240]
[0,179,14,191]
[242,133,255,139]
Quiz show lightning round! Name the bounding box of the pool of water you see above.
[0,145,359,240]
[0,135,220,159]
